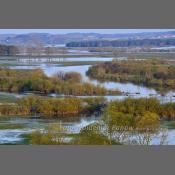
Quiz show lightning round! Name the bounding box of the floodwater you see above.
[9,61,175,103]
[0,117,174,145]
[0,117,98,144]
[0,55,175,145]
[17,57,117,62]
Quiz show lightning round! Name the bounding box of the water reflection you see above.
[0,116,98,144]
[0,117,174,145]
[17,57,115,62]
[1,56,175,144]
[9,60,175,103]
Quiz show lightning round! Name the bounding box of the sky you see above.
[0,29,174,35]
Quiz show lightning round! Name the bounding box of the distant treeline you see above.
[66,38,175,47]
[0,45,19,56]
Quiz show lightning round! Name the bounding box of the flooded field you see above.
[0,54,175,145]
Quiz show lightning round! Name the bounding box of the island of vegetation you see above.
[1,96,175,120]
[0,96,107,117]
[87,59,175,92]
[27,97,175,145]
[0,67,121,96]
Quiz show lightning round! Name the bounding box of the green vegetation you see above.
[99,98,161,145]
[30,124,68,145]
[104,98,175,121]
[7,97,175,145]
[0,96,107,117]
[75,123,120,145]
[0,123,25,130]
[0,96,175,121]
[0,58,174,145]
[0,97,171,145]
[0,67,121,95]
[72,98,168,145]
[30,123,120,145]
[87,59,175,91]
[30,98,171,145]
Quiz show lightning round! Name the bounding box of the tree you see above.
[73,123,119,145]
[133,112,160,145]
[31,123,67,145]
[103,100,136,144]
[65,72,82,83]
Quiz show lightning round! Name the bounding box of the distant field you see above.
[118,52,175,59]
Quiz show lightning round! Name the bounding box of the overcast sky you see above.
[0,29,174,34]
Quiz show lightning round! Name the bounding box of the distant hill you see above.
[0,31,175,46]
